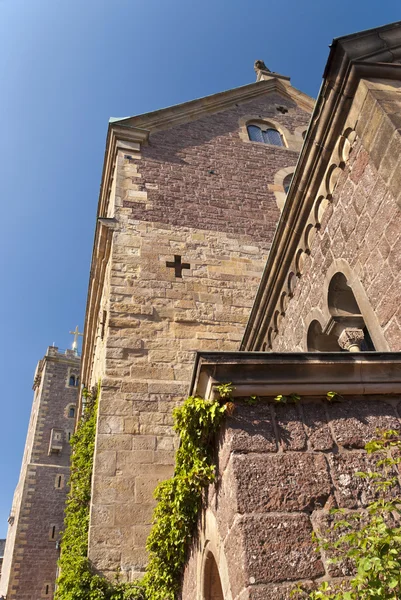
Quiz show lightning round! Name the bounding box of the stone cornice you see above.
[111,78,315,133]
[80,220,113,409]
[241,24,401,351]
[190,351,401,399]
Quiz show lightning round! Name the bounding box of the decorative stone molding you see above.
[242,123,358,351]
[338,328,365,352]
[191,351,401,399]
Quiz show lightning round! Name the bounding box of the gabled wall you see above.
[83,86,312,579]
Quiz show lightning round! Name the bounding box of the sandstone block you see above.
[274,403,307,450]
[97,434,132,451]
[328,398,400,449]
[233,452,332,513]
[226,514,324,586]
[95,451,117,476]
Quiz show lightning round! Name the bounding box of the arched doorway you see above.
[203,551,224,600]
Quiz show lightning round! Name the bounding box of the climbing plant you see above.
[293,429,401,600]
[55,388,228,600]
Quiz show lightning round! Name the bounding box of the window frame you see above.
[246,123,285,147]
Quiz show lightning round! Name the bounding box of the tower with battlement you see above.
[80,63,314,580]
[0,346,80,600]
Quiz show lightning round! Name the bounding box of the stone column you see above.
[338,328,365,352]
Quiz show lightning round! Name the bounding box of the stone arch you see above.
[270,165,297,211]
[328,272,361,318]
[196,509,233,600]
[306,320,341,352]
[294,124,308,140]
[322,259,390,351]
[202,551,224,600]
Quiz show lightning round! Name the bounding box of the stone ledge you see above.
[191,351,401,398]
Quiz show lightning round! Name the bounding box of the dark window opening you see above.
[69,375,76,386]
[100,310,107,340]
[68,406,75,419]
[57,476,62,488]
[51,526,56,539]
[283,173,293,194]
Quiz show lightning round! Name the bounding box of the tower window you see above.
[69,375,76,387]
[247,124,284,146]
[68,406,75,419]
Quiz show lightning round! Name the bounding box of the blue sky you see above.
[0,0,400,538]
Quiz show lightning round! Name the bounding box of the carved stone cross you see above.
[166,255,190,278]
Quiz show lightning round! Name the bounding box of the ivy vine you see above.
[55,389,228,600]
[293,429,401,600]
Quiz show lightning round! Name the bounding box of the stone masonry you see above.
[0,347,80,600]
[242,77,401,354]
[182,393,401,600]
[271,103,401,353]
[181,352,401,600]
[81,77,313,579]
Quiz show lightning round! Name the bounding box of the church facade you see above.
[79,61,313,580]
[2,19,401,600]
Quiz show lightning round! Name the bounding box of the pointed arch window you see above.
[247,124,284,146]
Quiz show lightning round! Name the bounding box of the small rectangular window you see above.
[100,310,107,340]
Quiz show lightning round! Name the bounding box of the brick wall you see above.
[86,89,312,578]
[182,394,401,600]
[0,349,79,600]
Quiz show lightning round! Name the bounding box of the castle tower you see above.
[0,346,80,600]
[80,63,314,580]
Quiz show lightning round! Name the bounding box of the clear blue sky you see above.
[0,0,400,537]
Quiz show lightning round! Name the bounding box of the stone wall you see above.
[269,83,401,353]
[86,90,312,578]
[182,393,401,600]
[0,349,79,600]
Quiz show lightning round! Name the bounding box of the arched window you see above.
[68,406,75,419]
[76,377,80,387]
[69,375,76,387]
[247,124,284,146]
[283,173,293,194]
